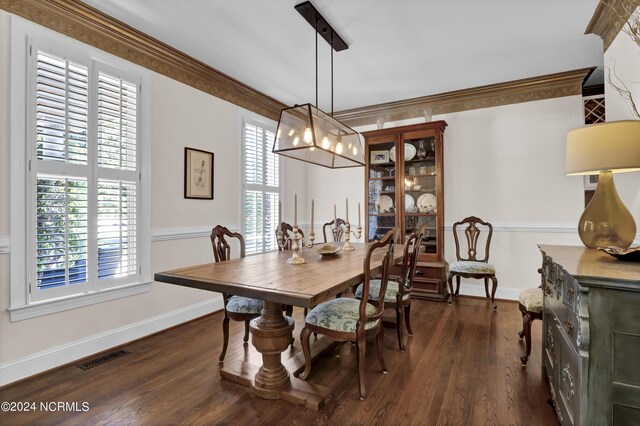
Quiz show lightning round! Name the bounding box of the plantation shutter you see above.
[34,51,89,291]
[96,70,139,281]
[243,121,280,254]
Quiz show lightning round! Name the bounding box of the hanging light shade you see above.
[273,1,364,168]
[275,103,364,168]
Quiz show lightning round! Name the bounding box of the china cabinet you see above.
[362,121,448,300]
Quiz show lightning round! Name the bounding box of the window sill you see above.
[9,281,152,322]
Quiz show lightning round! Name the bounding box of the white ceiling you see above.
[83,0,604,111]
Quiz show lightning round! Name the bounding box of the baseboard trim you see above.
[455,282,520,301]
[0,297,224,387]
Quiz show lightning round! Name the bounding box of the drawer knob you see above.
[564,319,574,335]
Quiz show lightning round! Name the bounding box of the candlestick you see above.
[358,202,361,228]
[294,192,297,226]
[311,199,314,232]
[346,197,349,222]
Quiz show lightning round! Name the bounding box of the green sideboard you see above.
[539,245,640,425]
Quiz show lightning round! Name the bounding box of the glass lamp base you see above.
[578,171,636,249]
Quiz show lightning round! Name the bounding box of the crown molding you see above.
[585,0,640,51]
[0,0,286,121]
[334,68,594,128]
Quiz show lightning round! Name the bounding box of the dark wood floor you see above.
[1,297,557,425]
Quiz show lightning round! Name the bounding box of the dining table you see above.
[154,241,403,410]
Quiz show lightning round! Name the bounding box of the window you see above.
[10,19,150,320]
[241,117,281,254]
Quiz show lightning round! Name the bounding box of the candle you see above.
[294,192,297,226]
[334,204,337,226]
[278,200,282,225]
[311,199,314,232]
[358,202,361,227]
[346,198,349,222]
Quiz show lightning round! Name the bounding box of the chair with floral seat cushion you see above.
[211,225,292,363]
[518,279,543,366]
[299,227,398,400]
[354,224,427,351]
[447,216,498,309]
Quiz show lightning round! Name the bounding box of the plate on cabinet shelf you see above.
[378,195,394,213]
[405,194,415,210]
[417,193,436,213]
[389,144,416,162]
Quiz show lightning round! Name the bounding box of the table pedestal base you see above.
[219,301,336,411]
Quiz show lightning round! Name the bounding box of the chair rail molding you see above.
[334,68,593,128]
[0,235,9,253]
[443,222,578,234]
[0,0,287,121]
[585,0,640,50]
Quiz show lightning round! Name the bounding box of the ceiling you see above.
[82,0,604,112]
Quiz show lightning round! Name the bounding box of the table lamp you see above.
[565,120,640,249]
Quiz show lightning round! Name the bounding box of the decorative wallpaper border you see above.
[334,68,593,128]
[0,1,597,128]
[585,0,640,51]
[0,0,286,121]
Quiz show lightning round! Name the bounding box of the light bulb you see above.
[310,146,315,151]
[348,143,352,149]
[336,142,343,154]
[352,146,358,156]
[293,136,299,146]
[303,128,312,143]
[287,129,295,137]
[321,136,330,149]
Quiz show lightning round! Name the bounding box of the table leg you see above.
[249,301,295,398]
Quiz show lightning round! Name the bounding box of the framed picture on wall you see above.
[184,147,214,199]
[584,174,598,190]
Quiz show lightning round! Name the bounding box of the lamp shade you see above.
[565,120,640,175]
[273,103,365,168]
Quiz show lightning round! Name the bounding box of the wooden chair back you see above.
[210,225,245,262]
[322,218,347,242]
[452,216,493,262]
[399,224,428,294]
[359,227,398,332]
[277,222,304,251]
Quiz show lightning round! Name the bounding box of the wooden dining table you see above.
[154,242,402,410]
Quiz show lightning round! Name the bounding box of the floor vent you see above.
[77,349,131,370]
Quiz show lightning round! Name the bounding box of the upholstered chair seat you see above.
[449,260,496,275]
[354,280,411,304]
[305,298,379,332]
[226,296,263,314]
[518,287,543,313]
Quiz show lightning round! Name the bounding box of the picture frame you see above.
[584,174,598,190]
[370,150,389,164]
[184,147,214,199]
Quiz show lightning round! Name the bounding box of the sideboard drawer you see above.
[555,321,582,426]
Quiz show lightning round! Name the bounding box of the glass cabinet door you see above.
[367,141,397,241]
[401,134,438,254]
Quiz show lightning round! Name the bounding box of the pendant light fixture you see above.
[272,1,365,168]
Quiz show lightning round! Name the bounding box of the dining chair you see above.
[211,225,292,363]
[518,269,543,366]
[299,227,398,400]
[277,221,304,251]
[322,218,347,242]
[354,224,427,351]
[447,216,498,309]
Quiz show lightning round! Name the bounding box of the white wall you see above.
[0,13,300,385]
[306,97,587,299]
[604,11,640,222]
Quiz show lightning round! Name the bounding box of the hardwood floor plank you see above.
[0,298,558,425]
